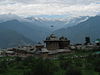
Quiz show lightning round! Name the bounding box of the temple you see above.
[44,34,70,50]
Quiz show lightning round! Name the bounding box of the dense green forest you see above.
[0,51,100,75]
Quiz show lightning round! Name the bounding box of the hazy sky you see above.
[0,0,100,18]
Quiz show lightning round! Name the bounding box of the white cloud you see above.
[5,0,100,4]
[0,0,100,18]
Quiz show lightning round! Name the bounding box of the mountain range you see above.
[0,28,34,48]
[0,15,51,48]
[26,16,88,30]
[54,16,100,44]
[0,19,51,41]
[0,14,100,48]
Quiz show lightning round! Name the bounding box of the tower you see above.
[59,36,70,49]
[84,37,91,45]
[44,34,59,50]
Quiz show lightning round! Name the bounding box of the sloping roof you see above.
[34,48,49,54]
[41,48,49,53]
[95,39,100,43]
[46,34,59,41]
[48,49,71,55]
[6,51,14,54]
